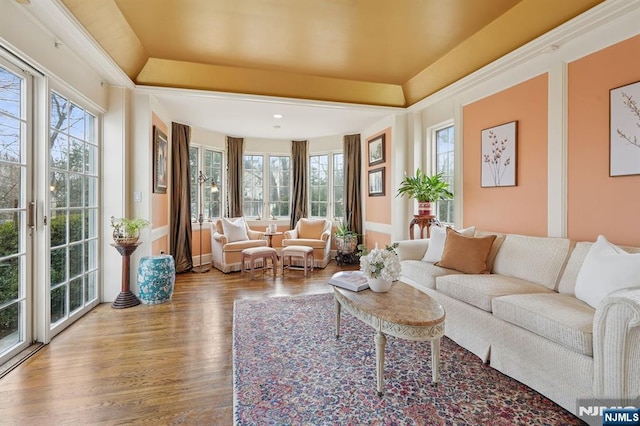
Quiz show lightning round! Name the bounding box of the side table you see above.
[409,215,440,239]
[264,231,283,247]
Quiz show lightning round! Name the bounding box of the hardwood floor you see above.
[0,261,355,425]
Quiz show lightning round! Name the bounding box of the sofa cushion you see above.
[422,225,475,263]
[575,235,640,309]
[559,240,640,296]
[557,242,591,294]
[221,217,249,242]
[298,219,326,239]
[435,228,496,274]
[492,234,571,290]
[492,293,595,356]
[399,260,460,290]
[436,274,554,312]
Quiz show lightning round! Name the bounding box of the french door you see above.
[0,54,101,366]
[0,58,33,363]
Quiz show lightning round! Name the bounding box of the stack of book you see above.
[328,270,369,292]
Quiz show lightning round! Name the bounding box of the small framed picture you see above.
[481,121,517,187]
[368,134,385,166]
[610,80,640,176]
[153,126,168,194]
[368,167,385,196]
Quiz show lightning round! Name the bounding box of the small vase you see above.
[368,277,393,293]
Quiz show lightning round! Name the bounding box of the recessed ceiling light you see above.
[273,114,283,119]
[273,125,281,129]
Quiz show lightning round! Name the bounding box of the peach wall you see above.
[364,231,391,250]
[567,35,640,246]
[151,113,169,229]
[192,228,212,256]
[151,236,168,255]
[151,113,169,254]
[463,74,549,236]
[365,128,392,226]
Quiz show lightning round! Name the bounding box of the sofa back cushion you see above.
[558,241,640,295]
[298,218,327,239]
[492,234,571,290]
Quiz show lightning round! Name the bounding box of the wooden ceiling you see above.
[61,0,603,107]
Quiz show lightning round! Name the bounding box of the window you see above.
[242,154,291,219]
[432,124,455,225]
[268,156,290,218]
[309,153,343,219]
[190,146,223,221]
[203,149,222,219]
[309,155,328,217]
[242,155,263,218]
[332,153,344,219]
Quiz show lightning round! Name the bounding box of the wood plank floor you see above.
[0,261,356,425]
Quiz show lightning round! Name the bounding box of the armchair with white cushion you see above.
[211,217,266,273]
[282,218,332,268]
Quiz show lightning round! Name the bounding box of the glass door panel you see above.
[0,63,29,361]
[49,92,98,332]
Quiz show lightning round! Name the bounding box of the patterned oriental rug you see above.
[233,293,584,425]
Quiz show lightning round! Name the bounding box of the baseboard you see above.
[192,253,212,267]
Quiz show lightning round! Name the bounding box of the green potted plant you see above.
[396,169,453,216]
[110,216,151,245]
[334,218,358,255]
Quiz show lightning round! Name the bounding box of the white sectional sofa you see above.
[395,231,640,419]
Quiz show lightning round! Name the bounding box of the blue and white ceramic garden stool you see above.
[137,254,176,305]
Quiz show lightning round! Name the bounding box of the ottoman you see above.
[281,245,314,277]
[137,254,176,304]
[241,246,278,279]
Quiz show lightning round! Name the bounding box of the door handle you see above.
[27,201,35,228]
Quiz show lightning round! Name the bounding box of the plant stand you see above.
[409,215,439,239]
[336,250,359,266]
[111,242,141,309]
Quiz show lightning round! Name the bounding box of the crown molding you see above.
[407,0,639,112]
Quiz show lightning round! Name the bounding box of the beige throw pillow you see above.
[422,225,476,263]
[436,228,497,274]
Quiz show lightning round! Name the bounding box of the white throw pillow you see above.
[575,235,640,309]
[422,225,476,263]
[221,217,249,243]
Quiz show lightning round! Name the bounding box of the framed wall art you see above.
[368,134,385,166]
[610,80,640,177]
[153,125,168,194]
[481,121,517,187]
[368,167,385,196]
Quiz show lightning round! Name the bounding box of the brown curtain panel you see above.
[226,136,243,217]
[170,122,193,273]
[290,140,308,229]
[343,134,362,241]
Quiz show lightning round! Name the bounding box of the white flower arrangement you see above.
[359,243,401,281]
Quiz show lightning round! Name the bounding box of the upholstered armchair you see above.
[282,218,332,268]
[211,217,267,273]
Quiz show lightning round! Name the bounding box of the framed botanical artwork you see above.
[368,134,385,166]
[153,126,168,194]
[368,167,385,196]
[610,80,640,176]
[481,121,517,187]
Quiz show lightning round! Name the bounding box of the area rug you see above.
[233,293,584,425]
